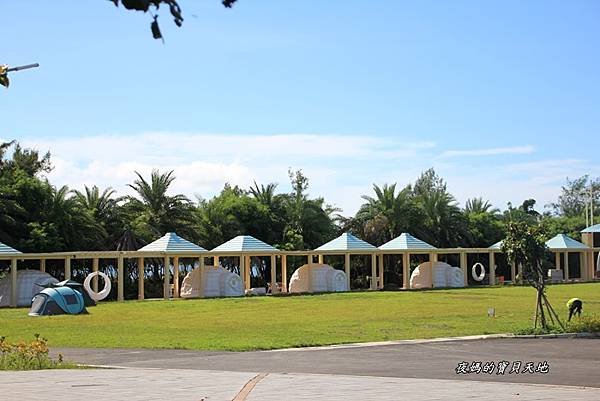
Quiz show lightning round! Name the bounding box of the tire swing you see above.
[471,262,486,282]
[83,271,112,301]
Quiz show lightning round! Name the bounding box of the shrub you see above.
[0,334,75,370]
[566,315,600,334]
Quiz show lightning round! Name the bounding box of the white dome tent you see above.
[0,270,59,307]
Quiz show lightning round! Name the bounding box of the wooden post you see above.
[40,259,46,273]
[403,253,410,289]
[282,255,288,292]
[173,256,180,298]
[199,256,204,297]
[430,252,438,263]
[270,254,276,293]
[117,256,124,301]
[92,258,99,293]
[370,253,377,290]
[64,257,71,280]
[163,255,170,300]
[138,257,145,300]
[307,254,313,292]
[564,251,569,281]
[460,252,468,286]
[378,254,384,289]
[10,258,17,307]
[245,256,251,289]
[240,255,246,291]
[489,252,495,285]
[214,256,219,267]
[344,253,351,290]
[318,254,324,264]
[579,252,585,281]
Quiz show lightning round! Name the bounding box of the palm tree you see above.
[419,190,467,247]
[72,185,123,221]
[464,197,499,215]
[249,181,278,207]
[356,183,422,245]
[127,170,197,239]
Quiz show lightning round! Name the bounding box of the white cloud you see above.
[440,145,535,158]
[11,133,595,216]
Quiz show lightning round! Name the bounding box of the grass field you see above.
[1,283,599,351]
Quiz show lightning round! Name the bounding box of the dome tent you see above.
[29,286,87,316]
[0,270,58,307]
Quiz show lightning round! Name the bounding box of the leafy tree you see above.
[550,175,600,221]
[354,183,422,245]
[108,0,238,40]
[464,197,498,215]
[126,169,197,241]
[502,221,563,331]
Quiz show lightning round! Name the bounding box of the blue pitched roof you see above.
[211,235,278,253]
[138,232,207,253]
[0,241,21,255]
[582,224,600,233]
[379,233,436,251]
[315,233,376,252]
[545,234,588,250]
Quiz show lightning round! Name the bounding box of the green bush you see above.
[514,326,564,335]
[566,315,600,333]
[0,334,76,370]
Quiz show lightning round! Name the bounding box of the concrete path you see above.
[53,338,600,388]
[2,368,600,401]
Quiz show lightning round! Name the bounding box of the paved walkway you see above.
[54,338,600,387]
[2,368,599,401]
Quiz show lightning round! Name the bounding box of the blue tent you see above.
[28,287,87,316]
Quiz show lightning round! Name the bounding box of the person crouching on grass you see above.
[567,298,583,322]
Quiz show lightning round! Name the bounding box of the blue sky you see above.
[1,0,599,215]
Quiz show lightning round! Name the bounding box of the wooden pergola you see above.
[378,233,438,289]
[314,233,378,290]
[546,234,592,281]
[210,235,280,292]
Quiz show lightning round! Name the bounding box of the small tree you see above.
[502,221,564,331]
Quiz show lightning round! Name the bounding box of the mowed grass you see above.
[1,283,599,351]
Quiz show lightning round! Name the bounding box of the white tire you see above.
[471,262,486,282]
[84,271,112,301]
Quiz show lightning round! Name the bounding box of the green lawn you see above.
[1,283,599,351]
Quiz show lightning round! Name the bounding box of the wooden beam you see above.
[307,254,313,292]
[92,258,99,293]
[10,258,17,307]
[270,254,276,293]
[64,257,71,280]
[344,253,351,291]
[117,256,124,301]
[460,252,468,286]
[402,253,410,289]
[370,253,377,290]
[240,254,246,291]
[173,256,180,298]
[138,257,145,300]
[378,254,384,289]
[163,256,170,300]
[489,252,495,285]
[281,255,288,292]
